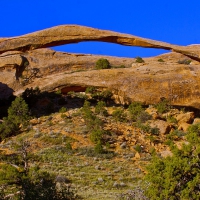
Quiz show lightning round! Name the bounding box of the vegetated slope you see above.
[0,88,198,199]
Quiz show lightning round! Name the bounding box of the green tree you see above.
[0,97,30,140]
[95,58,111,69]
[0,140,77,199]
[145,123,200,199]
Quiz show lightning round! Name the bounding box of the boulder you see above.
[0,25,200,110]
[193,118,200,125]
[175,112,194,124]
[149,120,171,134]
[178,122,191,132]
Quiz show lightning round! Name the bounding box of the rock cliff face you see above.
[0,25,200,108]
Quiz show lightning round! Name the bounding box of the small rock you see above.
[97,177,104,182]
[113,182,119,187]
[120,182,126,187]
[120,142,127,149]
[95,165,101,170]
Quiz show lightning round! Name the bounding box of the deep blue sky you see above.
[1,0,200,57]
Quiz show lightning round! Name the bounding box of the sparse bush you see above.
[59,107,67,113]
[95,101,108,116]
[66,142,73,151]
[150,127,160,135]
[94,141,104,154]
[178,59,191,65]
[61,113,67,119]
[90,129,104,143]
[167,129,185,141]
[134,144,142,153]
[136,122,151,133]
[166,115,177,123]
[95,58,111,69]
[135,56,145,63]
[112,108,127,122]
[85,86,96,94]
[128,102,144,121]
[136,111,152,123]
[157,58,164,62]
[154,98,170,114]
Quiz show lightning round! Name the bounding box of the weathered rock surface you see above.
[1,25,200,109]
[1,25,200,61]
[149,120,171,134]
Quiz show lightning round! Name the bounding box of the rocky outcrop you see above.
[0,25,200,61]
[1,25,200,109]
[0,52,23,69]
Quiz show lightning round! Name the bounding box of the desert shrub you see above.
[95,101,108,116]
[134,144,142,153]
[136,122,151,133]
[112,108,127,122]
[178,59,191,65]
[167,129,185,141]
[135,56,145,63]
[145,123,200,199]
[85,86,96,94]
[157,58,164,62]
[90,129,105,143]
[91,90,112,102]
[136,111,152,123]
[166,115,178,123]
[154,98,170,114]
[66,142,73,151]
[81,101,104,131]
[128,102,144,121]
[112,64,126,69]
[95,58,111,69]
[150,127,160,135]
[94,141,104,154]
[61,113,67,119]
[59,107,67,113]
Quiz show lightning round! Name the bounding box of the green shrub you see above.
[136,122,151,133]
[128,102,144,121]
[134,144,142,153]
[154,99,170,114]
[66,142,72,151]
[145,124,200,199]
[166,115,177,124]
[135,56,145,63]
[85,86,96,94]
[95,58,111,69]
[95,101,108,116]
[112,108,127,122]
[157,58,164,62]
[150,127,160,135]
[167,129,185,141]
[61,113,67,119]
[94,141,104,154]
[90,129,104,143]
[178,59,191,65]
[136,111,152,123]
[59,107,67,113]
